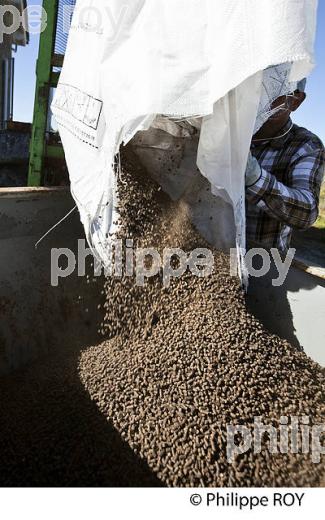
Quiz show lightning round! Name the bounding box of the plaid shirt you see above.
[246,119,325,252]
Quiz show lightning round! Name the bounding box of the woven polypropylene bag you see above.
[52,0,318,281]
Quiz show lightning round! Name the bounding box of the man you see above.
[245,80,325,253]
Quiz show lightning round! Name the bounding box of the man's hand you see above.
[245,153,262,187]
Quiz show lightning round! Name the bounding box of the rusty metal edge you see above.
[0,187,70,199]
[293,258,325,282]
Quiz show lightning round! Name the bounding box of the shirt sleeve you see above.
[246,148,325,230]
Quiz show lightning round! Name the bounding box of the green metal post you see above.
[28,0,58,186]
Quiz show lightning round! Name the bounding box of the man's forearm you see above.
[246,166,319,230]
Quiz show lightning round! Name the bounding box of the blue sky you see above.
[14,0,325,143]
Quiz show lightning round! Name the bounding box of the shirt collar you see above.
[252,118,294,150]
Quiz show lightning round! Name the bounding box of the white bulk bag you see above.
[52,0,318,283]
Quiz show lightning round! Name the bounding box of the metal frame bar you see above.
[10,57,15,121]
[28,0,58,186]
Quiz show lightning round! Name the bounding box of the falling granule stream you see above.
[79,152,325,487]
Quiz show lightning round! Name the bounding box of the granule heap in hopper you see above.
[79,150,325,487]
